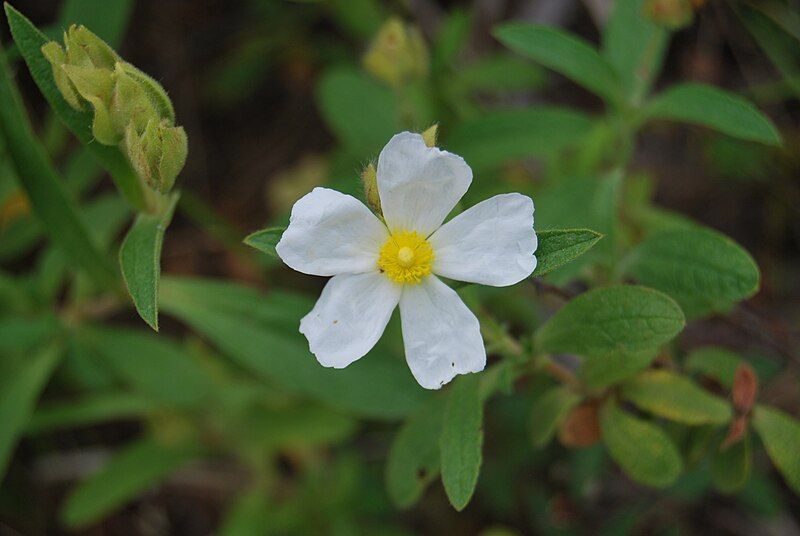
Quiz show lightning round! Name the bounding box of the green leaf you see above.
[602,0,668,103]
[61,437,200,528]
[58,0,134,48]
[711,435,751,494]
[0,344,62,478]
[644,83,782,146]
[159,277,428,420]
[684,347,742,389]
[447,107,593,172]
[0,35,117,287]
[0,316,60,354]
[600,401,683,487]
[493,23,620,101]
[219,488,270,536]
[386,397,445,509]
[737,5,800,101]
[239,404,357,450]
[623,228,760,317]
[532,228,603,277]
[529,385,581,446]
[119,193,179,331]
[535,285,685,357]
[75,326,216,407]
[752,405,800,493]
[316,67,399,155]
[243,226,284,258]
[26,392,154,435]
[580,348,659,389]
[5,4,151,211]
[433,9,471,67]
[440,374,483,511]
[621,370,732,425]
[452,54,545,94]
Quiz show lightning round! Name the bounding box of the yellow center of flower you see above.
[378,231,434,284]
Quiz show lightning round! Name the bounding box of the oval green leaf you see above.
[386,397,445,509]
[535,285,685,357]
[244,227,284,258]
[644,83,781,146]
[600,401,683,488]
[623,228,760,318]
[621,369,732,425]
[752,405,800,494]
[447,107,593,172]
[532,228,603,277]
[120,192,179,331]
[493,23,621,101]
[440,374,483,511]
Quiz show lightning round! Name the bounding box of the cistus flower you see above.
[276,132,538,389]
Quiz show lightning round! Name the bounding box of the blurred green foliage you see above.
[0,0,799,533]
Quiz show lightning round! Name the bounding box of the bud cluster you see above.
[42,26,187,194]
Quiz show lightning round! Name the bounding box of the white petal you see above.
[300,272,401,368]
[399,276,486,389]
[429,193,538,286]
[276,187,388,276]
[377,132,472,237]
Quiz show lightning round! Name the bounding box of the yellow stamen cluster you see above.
[378,231,434,284]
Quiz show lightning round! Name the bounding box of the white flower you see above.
[276,132,538,389]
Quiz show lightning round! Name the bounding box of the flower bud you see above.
[363,18,429,88]
[41,42,83,110]
[125,119,188,193]
[361,162,382,216]
[42,24,187,192]
[63,25,118,69]
[421,124,438,148]
[60,63,118,143]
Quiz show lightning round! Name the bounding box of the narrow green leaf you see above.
[0,344,62,478]
[621,370,732,425]
[0,316,60,354]
[5,4,151,211]
[243,226,284,258]
[386,397,445,509]
[624,228,760,317]
[440,374,483,511]
[26,392,155,435]
[529,385,581,446]
[160,277,428,420]
[737,5,800,101]
[75,326,216,407]
[532,228,603,277]
[316,67,399,155]
[752,405,800,493]
[535,285,685,357]
[447,107,593,172]
[602,0,668,103]
[0,35,116,286]
[600,401,683,487]
[580,348,659,389]
[645,83,782,145]
[119,193,179,331]
[711,435,751,494]
[493,23,620,101]
[61,437,200,528]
